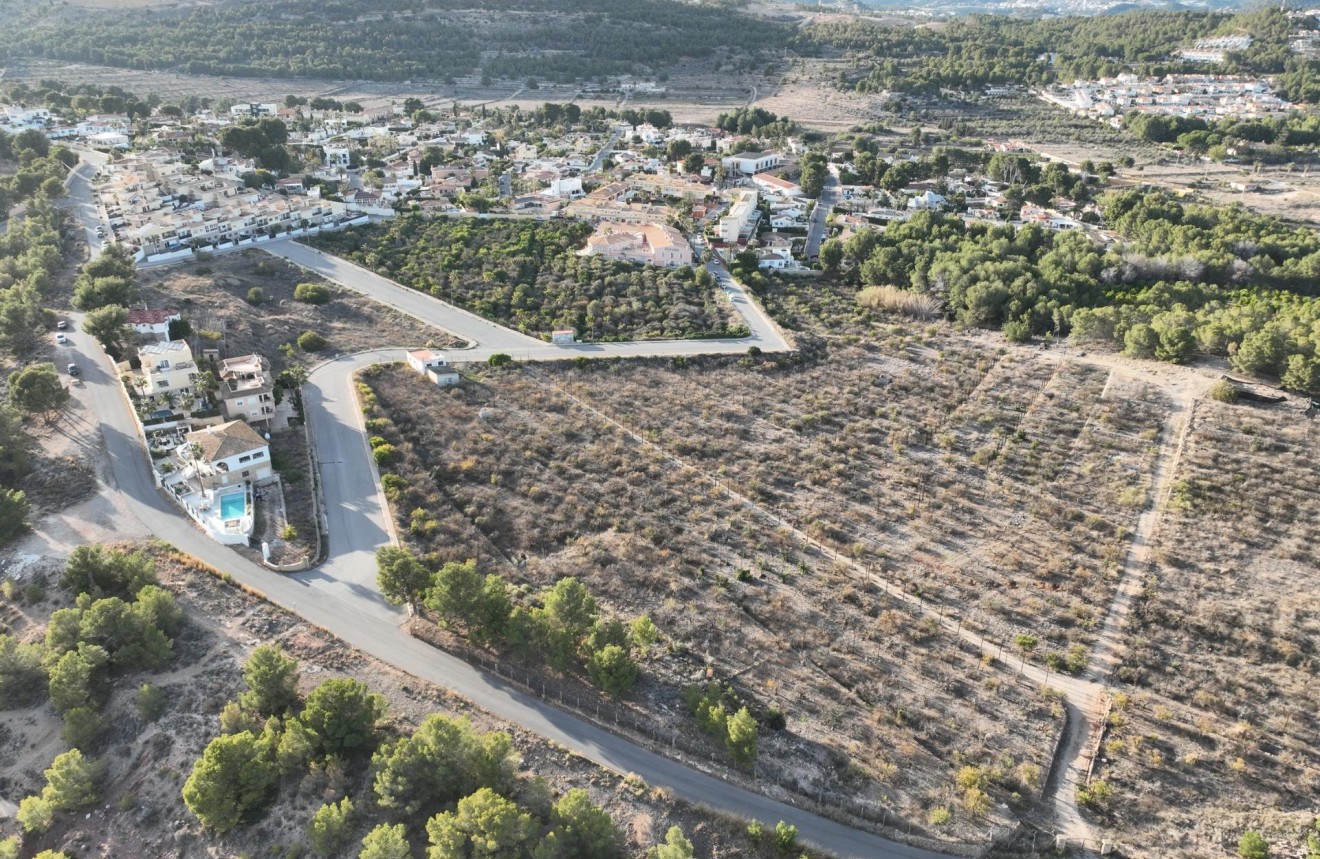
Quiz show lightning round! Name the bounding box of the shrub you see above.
[297,330,327,352]
[773,820,797,851]
[928,806,951,827]
[61,706,107,749]
[136,683,167,721]
[294,282,331,304]
[1209,379,1239,403]
[308,796,355,857]
[1238,831,1270,859]
[488,353,513,368]
[246,287,265,306]
[372,444,398,466]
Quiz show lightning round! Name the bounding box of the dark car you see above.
[66,363,80,377]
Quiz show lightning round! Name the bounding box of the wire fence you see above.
[412,619,1007,858]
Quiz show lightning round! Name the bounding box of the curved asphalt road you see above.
[63,166,945,858]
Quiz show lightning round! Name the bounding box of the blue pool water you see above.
[219,492,246,520]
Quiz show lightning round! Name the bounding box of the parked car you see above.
[66,363,80,376]
[55,333,68,345]
[95,226,105,237]
[56,319,68,330]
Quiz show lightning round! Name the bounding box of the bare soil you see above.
[135,249,462,376]
[1089,396,1320,858]
[0,541,807,858]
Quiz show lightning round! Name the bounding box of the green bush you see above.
[246,287,265,306]
[1209,379,1239,403]
[297,330,327,352]
[136,683,167,721]
[294,282,331,304]
[1238,831,1270,859]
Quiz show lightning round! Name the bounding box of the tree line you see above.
[821,190,1320,393]
[182,640,701,857]
[805,8,1306,99]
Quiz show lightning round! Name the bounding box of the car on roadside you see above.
[55,333,68,345]
[66,363,80,377]
[56,319,68,330]
[95,226,105,237]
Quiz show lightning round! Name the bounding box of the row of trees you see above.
[0,173,75,546]
[379,547,656,698]
[184,642,698,858]
[822,190,1320,392]
[310,217,747,342]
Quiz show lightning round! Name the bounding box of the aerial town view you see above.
[0,1,1317,858]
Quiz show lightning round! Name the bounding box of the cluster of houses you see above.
[119,310,282,547]
[828,166,1088,236]
[95,150,373,263]
[1178,35,1254,65]
[1041,74,1294,124]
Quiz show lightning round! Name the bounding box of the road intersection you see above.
[56,164,950,858]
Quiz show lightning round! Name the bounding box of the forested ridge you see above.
[0,0,792,83]
[810,8,1318,100]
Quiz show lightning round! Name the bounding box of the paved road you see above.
[588,127,623,173]
[61,160,947,858]
[69,327,944,859]
[804,166,840,260]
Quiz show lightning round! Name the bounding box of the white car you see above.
[55,333,68,345]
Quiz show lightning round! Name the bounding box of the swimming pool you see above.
[219,492,246,520]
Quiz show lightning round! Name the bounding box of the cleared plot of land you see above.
[0,543,766,858]
[135,249,461,371]
[364,358,1059,846]
[1094,398,1320,857]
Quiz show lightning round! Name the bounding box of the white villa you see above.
[160,420,273,545]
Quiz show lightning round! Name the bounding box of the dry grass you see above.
[857,285,943,319]
[1090,398,1320,858]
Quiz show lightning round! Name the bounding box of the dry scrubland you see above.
[0,543,773,857]
[358,280,1174,846]
[1093,400,1320,856]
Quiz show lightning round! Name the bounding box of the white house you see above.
[127,308,181,339]
[230,103,278,118]
[753,173,801,197]
[181,420,272,490]
[907,190,947,211]
[717,190,759,244]
[722,152,782,175]
[406,350,461,386]
[323,146,352,168]
[547,176,584,198]
[89,131,131,150]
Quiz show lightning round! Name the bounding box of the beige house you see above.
[139,340,198,400]
[218,355,276,424]
[580,222,693,268]
[180,420,272,490]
